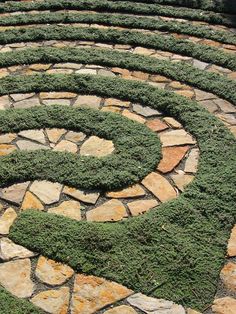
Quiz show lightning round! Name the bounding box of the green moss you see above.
[1,11,235,45]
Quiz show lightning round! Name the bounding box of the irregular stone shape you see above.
[104,98,130,107]
[76,69,97,75]
[195,89,216,101]
[128,199,158,216]
[31,287,70,314]
[0,144,16,156]
[199,99,218,113]
[122,109,146,124]
[132,71,149,81]
[184,148,199,173]
[74,95,101,109]
[65,131,86,143]
[142,172,177,202]
[0,238,35,261]
[133,47,155,56]
[29,64,51,71]
[220,262,236,291]
[0,259,34,298]
[13,97,41,109]
[0,133,17,144]
[48,200,81,221]
[193,59,208,70]
[17,140,49,151]
[42,99,71,106]
[228,225,236,257]
[106,184,145,198]
[19,129,46,144]
[213,99,236,113]
[54,140,78,153]
[163,117,182,128]
[30,181,62,205]
[132,104,161,117]
[87,199,127,222]
[0,95,11,109]
[21,191,44,211]
[158,146,189,173]
[212,297,236,314]
[35,256,74,286]
[46,128,66,143]
[53,63,82,69]
[80,136,114,157]
[104,305,138,314]
[63,186,100,204]
[159,130,196,147]
[0,182,29,204]
[0,208,17,235]
[98,69,116,77]
[71,274,133,314]
[101,106,121,113]
[176,89,194,98]
[40,92,77,99]
[187,309,202,314]
[146,119,168,132]
[127,293,185,314]
[171,172,194,191]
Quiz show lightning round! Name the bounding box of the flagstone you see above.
[13,97,41,109]
[42,99,71,106]
[46,128,67,143]
[104,305,138,314]
[163,117,182,128]
[29,64,51,71]
[0,133,17,144]
[63,186,100,204]
[159,130,196,147]
[0,208,17,235]
[106,184,145,198]
[158,146,190,173]
[53,139,78,153]
[10,93,35,102]
[128,199,158,216]
[220,262,236,292]
[74,95,101,109]
[65,131,86,143]
[104,98,130,107]
[0,144,16,156]
[212,297,236,314]
[0,238,35,261]
[30,180,62,205]
[228,225,236,257]
[122,109,146,124]
[132,104,161,117]
[80,136,114,157]
[21,191,44,211]
[19,129,46,144]
[171,172,194,191]
[146,118,168,132]
[0,95,11,110]
[48,200,82,221]
[0,182,29,205]
[16,140,49,151]
[40,92,77,99]
[184,148,199,173]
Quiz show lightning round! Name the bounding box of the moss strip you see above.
[1,12,235,45]
[0,26,235,71]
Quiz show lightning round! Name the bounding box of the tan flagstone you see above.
[0,238,35,261]
[48,200,81,221]
[21,191,44,211]
[128,199,158,216]
[104,305,138,314]
[106,184,145,198]
[63,186,100,204]
[0,144,16,156]
[212,297,236,314]
[158,146,189,173]
[0,208,17,235]
[228,225,236,257]
[0,182,30,205]
[46,128,67,143]
[80,136,114,157]
[220,262,236,292]
[30,181,62,205]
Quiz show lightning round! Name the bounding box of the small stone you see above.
[146,119,168,132]
[21,191,44,211]
[43,99,71,106]
[71,274,132,314]
[195,89,216,101]
[76,68,97,75]
[30,181,62,205]
[169,81,191,90]
[46,128,66,143]
[150,74,170,83]
[65,131,86,143]
[133,47,155,56]
[0,95,11,110]
[228,225,236,257]
[217,113,236,125]
[171,173,194,191]
[10,93,35,102]
[160,130,196,147]
[63,186,100,204]
[213,99,236,113]
[122,110,146,124]
[104,305,138,314]
[106,184,145,198]
[158,146,189,173]
[35,256,74,286]
[74,95,101,109]
[40,92,77,99]
[104,98,130,108]
[31,287,70,314]
[19,129,46,144]
[187,309,202,314]
[127,293,185,314]
[199,100,218,113]
[184,148,199,173]
[131,71,149,80]
[163,117,182,128]
[0,144,16,156]
[0,259,34,298]
[87,199,127,222]
[0,182,29,205]
[176,90,194,98]
[16,140,49,151]
[29,64,51,71]
[128,199,158,216]
[80,136,114,157]
[101,106,121,113]
[132,104,161,117]
[98,69,116,77]
[54,140,78,153]
[193,59,208,70]
[220,262,236,292]
[48,200,81,221]
[0,208,17,235]
[142,172,177,202]
[0,133,17,144]
[0,238,35,261]
[212,297,236,314]
[13,97,41,109]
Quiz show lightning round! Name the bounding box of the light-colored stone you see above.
[128,199,158,216]
[46,128,66,143]
[35,256,74,286]
[63,186,100,204]
[0,182,29,204]
[80,136,114,157]
[193,59,208,70]
[104,305,138,314]
[212,297,236,314]
[171,172,194,191]
[159,130,196,147]
[19,129,46,144]
[21,191,44,211]
[65,131,86,143]
[104,98,130,108]
[0,259,34,298]
[0,208,17,235]
[54,140,78,153]
[53,63,82,69]
[40,92,77,99]
[158,146,189,173]
[0,238,35,261]
[146,119,168,132]
[74,95,101,109]
[133,47,155,56]
[48,200,81,221]
[17,140,49,151]
[187,309,201,314]
[127,293,185,314]
[71,274,132,314]
[220,262,236,291]
[43,99,71,106]
[29,64,51,71]
[213,99,236,113]
[13,97,41,109]
[30,180,62,205]
[0,133,17,144]
[106,184,145,198]
[0,95,11,110]
[142,172,177,202]
[195,89,216,101]
[163,117,182,128]
[228,225,236,257]
[184,148,199,173]
[31,287,70,314]
[132,104,161,117]
[122,109,146,124]
[0,144,16,156]
[87,199,127,222]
